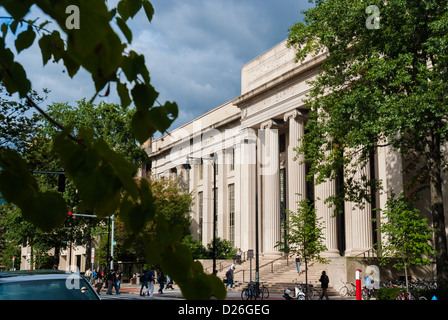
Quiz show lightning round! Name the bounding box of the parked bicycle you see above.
[380,279,433,300]
[339,280,356,297]
[362,286,376,300]
[241,281,269,300]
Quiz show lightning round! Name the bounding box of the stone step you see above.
[203,256,339,296]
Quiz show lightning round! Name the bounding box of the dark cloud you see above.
[9,1,313,132]
[129,0,312,129]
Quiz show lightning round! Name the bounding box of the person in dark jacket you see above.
[319,271,330,300]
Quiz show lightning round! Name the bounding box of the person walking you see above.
[85,268,91,283]
[92,269,97,285]
[145,268,155,298]
[157,271,165,294]
[295,255,301,274]
[106,270,115,295]
[112,270,120,294]
[94,269,103,295]
[116,269,122,293]
[139,271,148,296]
[319,271,330,300]
[225,264,235,289]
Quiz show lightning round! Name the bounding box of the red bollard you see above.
[355,269,362,300]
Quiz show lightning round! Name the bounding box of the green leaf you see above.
[15,24,35,53]
[0,149,67,232]
[0,149,39,204]
[116,16,133,43]
[117,0,142,21]
[121,51,150,84]
[130,83,158,111]
[38,31,65,65]
[1,61,31,98]
[117,81,132,108]
[61,51,81,78]
[142,0,155,22]
[0,0,33,20]
[53,128,138,217]
[131,109,155,144]
[119,180,155,234]
[22,191,67,232]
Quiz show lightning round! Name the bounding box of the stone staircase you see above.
[201,256,340,297]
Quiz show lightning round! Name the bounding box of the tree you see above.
[276,198,328,298]
[0,1,225,299]
[288,0,448,289]
[115,177,193,263]
[376,193,437,292]
[44,100,149,166]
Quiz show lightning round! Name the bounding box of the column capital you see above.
[283,109,307,122]
[260,119,282,130]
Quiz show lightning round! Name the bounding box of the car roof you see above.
[0,270,82,282]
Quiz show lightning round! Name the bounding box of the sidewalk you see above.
[112,283,358,300]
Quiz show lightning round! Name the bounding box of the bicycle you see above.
[241,282,269,300]
[339,280,356,297]
[361,286,376,300]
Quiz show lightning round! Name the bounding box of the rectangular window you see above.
[198,191,203,243]
[213,187,218,237]
[228,147,235,171]
[228,184,235,246]
[198,162,203,180]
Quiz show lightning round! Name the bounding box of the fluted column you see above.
[260,120,281,255]
[344,158,373,257]
[284,110,307,211]
[315,178,340,257]
[238,128,257,251]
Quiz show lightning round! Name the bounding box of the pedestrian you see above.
[225,264,235,289]
[236,248,242,265]
[85,268,91,283]
[319,271,330,300]
[106,270,114,295]
[94,269,103,295]
[165,275,174,290]
[157,271,165,294]
[92,269,97,284]
[116,269,122,292]
[145,268,155,298]
[139,271,148,296]
[112,270,120,294]
[295,255,301,274]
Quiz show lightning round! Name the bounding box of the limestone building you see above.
[143,40,447,276]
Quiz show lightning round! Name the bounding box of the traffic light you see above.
[68,211,73,222]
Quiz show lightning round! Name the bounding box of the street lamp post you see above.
[71,213,114,271]
[184,154,217,275]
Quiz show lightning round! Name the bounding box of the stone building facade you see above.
[143,40,448,273]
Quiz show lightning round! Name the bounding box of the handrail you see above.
[354,248,379,258]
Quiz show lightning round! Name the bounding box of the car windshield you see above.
[0,278,98,300]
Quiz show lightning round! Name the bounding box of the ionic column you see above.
[260,120,281,256]
[284,110,307,211]
[315,178,340,257]
[238,128,257,251]
[344,158,373,257]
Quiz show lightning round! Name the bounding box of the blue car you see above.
[0,270,100,300]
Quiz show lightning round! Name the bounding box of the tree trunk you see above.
[428,131,448,290]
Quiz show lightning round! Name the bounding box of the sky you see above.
[9,0,314,132]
